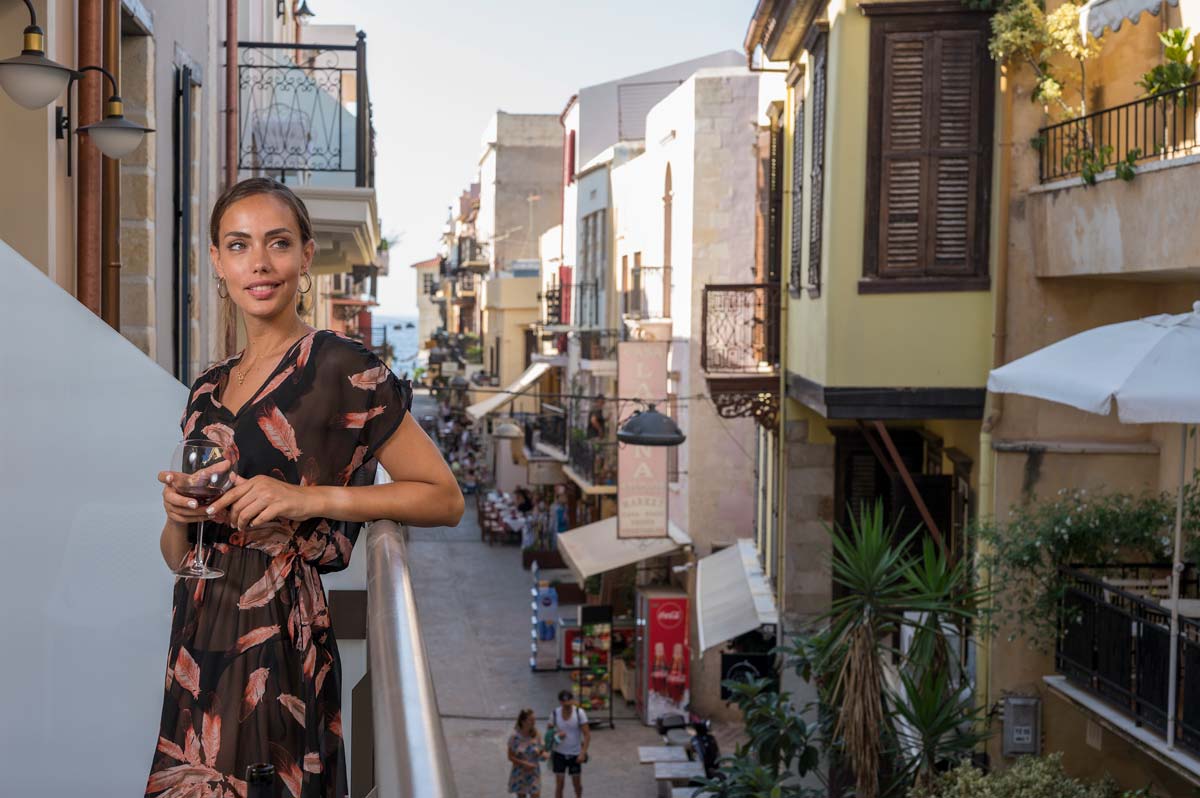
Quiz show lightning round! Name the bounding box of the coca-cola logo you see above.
[656,602,684,630]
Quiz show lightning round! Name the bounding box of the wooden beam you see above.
[872,420,947,558]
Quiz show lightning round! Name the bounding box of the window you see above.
[172,64,199,382]
[862,8,994,292]
[564,129,577,186]
[423,273,436,295]
[579,211,606,326]
[807,31,827,296]
[788,88,805,296]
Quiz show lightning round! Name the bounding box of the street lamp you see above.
[56,65,154,175]
[617,403,686,447]
[0,1,78,110]
[296,1,316,23]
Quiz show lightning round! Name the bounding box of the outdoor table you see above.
[654,761,705,782]
[639,745,689,764]
[1159,598,1200,618]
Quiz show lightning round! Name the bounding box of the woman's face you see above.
[210,193,315,322]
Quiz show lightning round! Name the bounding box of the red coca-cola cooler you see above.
[635,587,689,725]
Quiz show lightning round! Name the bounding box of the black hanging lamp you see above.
[617,403,685,447]
[0,1,78,110]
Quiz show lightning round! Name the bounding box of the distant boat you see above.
[404,321,415,329]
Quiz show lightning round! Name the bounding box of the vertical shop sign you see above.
[617,341,669,538]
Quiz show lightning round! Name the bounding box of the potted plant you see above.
[584,575,602,604]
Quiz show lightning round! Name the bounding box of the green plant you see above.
[584,575,601,596]
[1064,142,1113,185]
[1115,148,1140,181]
[907,752,1119,798]
[978,487,1175,649]
[1138,28,1198,97]
[693,678,822,798]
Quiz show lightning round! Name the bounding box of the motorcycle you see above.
[655,713,722,780]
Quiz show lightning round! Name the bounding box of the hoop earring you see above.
[217,277,229,299]
[299,273,312,294]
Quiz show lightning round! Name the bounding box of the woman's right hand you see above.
[159,471,227,525]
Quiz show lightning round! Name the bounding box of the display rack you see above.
[530,562,559,671]
[567,604,615,729]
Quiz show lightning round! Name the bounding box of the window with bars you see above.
[788,90,805,296]
[862,10,994,291]
[422,273,436,295]
[807,30,827,296]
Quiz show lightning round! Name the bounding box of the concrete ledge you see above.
[1043,675,1200,785]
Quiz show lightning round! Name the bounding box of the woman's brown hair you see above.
[515,708,536,732]
[209,176,314,246]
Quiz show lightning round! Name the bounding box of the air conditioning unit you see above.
[1002,696,1041,757]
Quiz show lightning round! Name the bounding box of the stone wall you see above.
[119,34,157,358]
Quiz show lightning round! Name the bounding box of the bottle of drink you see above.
[246,763,274,798]
[666,643,686,704]
[651,641,668,695]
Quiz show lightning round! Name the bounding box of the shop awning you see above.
[557,517,691,584]
[1079,0,1178,37]
[696,539,779,652]
[465,361,550,422]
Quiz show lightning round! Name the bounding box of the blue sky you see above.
[314,0,757,317]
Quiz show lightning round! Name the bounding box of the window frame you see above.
[860,4,995,294]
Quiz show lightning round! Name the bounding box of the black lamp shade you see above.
[617,404,685,447]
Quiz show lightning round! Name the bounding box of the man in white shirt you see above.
[547,689,590,798]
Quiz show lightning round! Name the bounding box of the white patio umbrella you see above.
[988,301,1200,748]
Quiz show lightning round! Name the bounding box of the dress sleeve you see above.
[336,341,413,469]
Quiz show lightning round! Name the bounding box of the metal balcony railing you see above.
[1057,564,1200,756]
[537,404,567,452]
[569,438,617,487]
[237,37,374,188]
[539,286,562,326]
[701,283,781,374]
[625,265,671,319]
[578,329,621,361]
[1039,81,1200,182]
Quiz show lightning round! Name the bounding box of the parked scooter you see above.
[655,713,723,780]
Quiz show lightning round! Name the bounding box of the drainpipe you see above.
[100,0,120,330]
[77,0,103,316]
[223,0,239,356]
[977,61,1014,731]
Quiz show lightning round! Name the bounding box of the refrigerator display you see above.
[568,604,614,729]
[635,587,690,725]
[530,563,559,672]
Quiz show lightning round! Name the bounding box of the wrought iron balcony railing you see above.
[538,286,562,327]
[701,283,781,374]
[1057,564,1200,755]
[1039,81,1200,182]
[237,36,374,188]
[578,329,621,361]
[536,404,567,452]
[625,265,671,319]
[569,437,617,487]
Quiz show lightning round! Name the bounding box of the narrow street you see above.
[412,386,663,797]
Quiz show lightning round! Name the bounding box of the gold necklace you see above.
[235,328,310,385]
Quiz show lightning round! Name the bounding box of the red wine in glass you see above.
[171,438,235,580]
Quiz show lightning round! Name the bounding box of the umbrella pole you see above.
[1168,425,1188,749]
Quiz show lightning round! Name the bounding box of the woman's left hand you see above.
[206,473,318,530]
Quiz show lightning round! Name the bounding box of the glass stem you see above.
[193,518,206,570]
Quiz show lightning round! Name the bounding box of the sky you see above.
[313,0,758,318]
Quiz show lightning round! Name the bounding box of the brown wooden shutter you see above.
[864,12,993,287]
[789,94,805,295]
[808,32,827,294]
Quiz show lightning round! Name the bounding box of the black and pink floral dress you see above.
[146,330,412,798]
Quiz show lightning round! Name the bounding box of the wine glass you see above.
[171,438,236,580]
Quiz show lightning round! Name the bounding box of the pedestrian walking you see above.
[547,690,591,798]
[507,708,547,797]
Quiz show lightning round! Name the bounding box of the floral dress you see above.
[507,731,543,796]
[146,330,412,798]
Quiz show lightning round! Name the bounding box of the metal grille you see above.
[789,96,805,295]
[808,33,828,294]
[701,284,781,373]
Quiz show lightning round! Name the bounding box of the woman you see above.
[507,708,546,798]
[148,178,464,798]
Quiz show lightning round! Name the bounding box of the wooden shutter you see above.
[808,32,827,294]
[788,94,805,295]
[864,12,993,287]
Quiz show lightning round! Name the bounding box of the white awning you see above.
[1079,0,1178,38]
[696,539,780,652]
[465,362,550,422]
[557,517,691,584]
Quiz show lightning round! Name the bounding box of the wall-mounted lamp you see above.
[296,1,316,23]
[56,65,154,176]
[0,0,78,110]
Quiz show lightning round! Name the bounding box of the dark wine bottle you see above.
[246,763,274,798]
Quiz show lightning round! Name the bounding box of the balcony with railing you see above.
[237,36,380,275]
[701,283,781,429]
[566,437,618,493]
[532,404,568,460]
[578,329,621,365]
[1030,81,1200,280]
[1051,564,1200,769]
[538,285,562,327]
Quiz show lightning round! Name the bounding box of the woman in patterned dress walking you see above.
[146,178,464,798]
[507,708,547,798]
